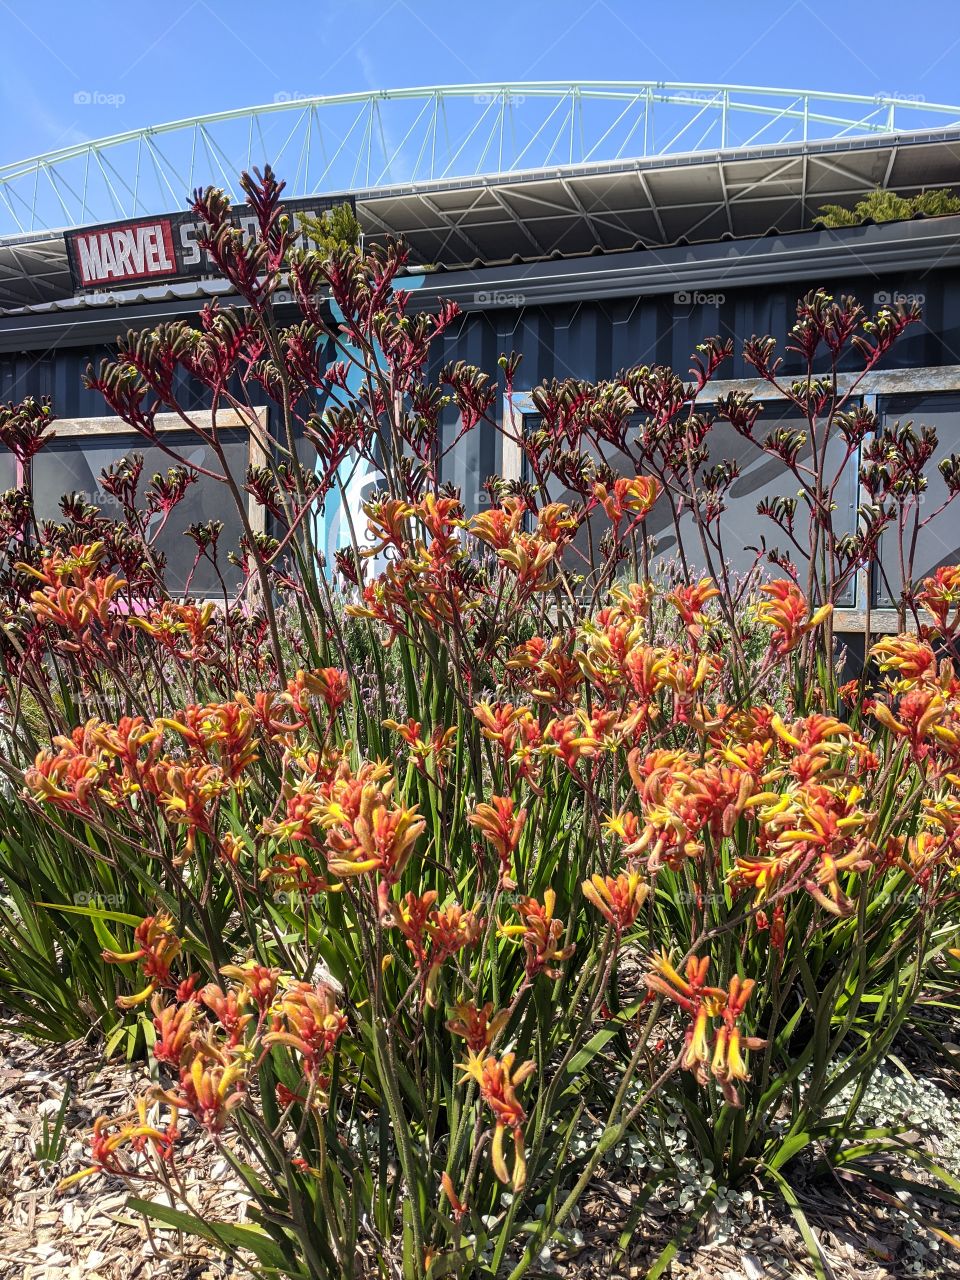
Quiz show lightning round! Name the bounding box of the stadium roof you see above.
[4,82,960,231]
[357,127,960,261]
[1,82,960,312]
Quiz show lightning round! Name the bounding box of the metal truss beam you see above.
[0,82,957,236]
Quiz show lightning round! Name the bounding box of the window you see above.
[26,410,266,597]
[517,399,858,604]
[670,404,857,604]
[872,392,960,606]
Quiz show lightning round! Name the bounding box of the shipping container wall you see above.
[427,270,960,394]
[422,275,960,541]
[0,346,216,417]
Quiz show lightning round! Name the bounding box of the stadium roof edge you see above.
[0,216,957,350]
[345,122,960,198]
[1,129,960,311]
[6,122,960,248]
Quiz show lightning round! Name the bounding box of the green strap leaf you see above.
[762,1165,831,1280]
[126,1196,297,1275]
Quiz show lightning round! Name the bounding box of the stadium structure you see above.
[2,82,960,633]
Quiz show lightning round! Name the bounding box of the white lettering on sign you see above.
[179,221,201,268]
[76,235,103,283]
[178,220,219,271]
[73,221,176,286]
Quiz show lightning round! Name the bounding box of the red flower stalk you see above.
[592,475,661,528]
[153,1040,247,1132]
[59,1098,180,1190]
[264,980,348,1077]
[500,889,575,979]
[917,565,960,637]
[756,580,833,657]
[446,1001,510,1053]
[468,795,527,888]
[151,994,199,1066]
[646,954,765,1105]
[102,912,183,1008]
[458,1050,536,1188]
[288,667,350,716]
[582,870,650,933]
[384,891,482,1004]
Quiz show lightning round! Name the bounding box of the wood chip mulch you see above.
[0,1029,243,1279]
[1,1025,958,1280]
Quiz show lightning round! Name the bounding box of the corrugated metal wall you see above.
[4,268,960,573]
[4,264,959,417]
[423,269,960,512]
[0,347,216,417]
[428,268,960,392]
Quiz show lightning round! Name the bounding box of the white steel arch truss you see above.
[1,82,959,236]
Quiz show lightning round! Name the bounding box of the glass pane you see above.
[873,392,960,606]
[32,430,249,595]
[533,403,858,604]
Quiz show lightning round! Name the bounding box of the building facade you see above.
[2,123,960,632]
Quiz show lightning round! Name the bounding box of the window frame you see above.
[11,406,269,598]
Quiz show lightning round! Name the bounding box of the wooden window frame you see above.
[0,407,272,602]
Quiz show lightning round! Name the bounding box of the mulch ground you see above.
[1,1025,958,1280]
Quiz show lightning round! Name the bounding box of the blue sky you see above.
[1,0,958,163]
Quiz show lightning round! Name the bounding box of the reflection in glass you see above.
[532,403,857,604]
[873,393,960,606]
[32,431,249,595]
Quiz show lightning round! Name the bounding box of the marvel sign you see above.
[65,196,354,293]
[72,219,178,286]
